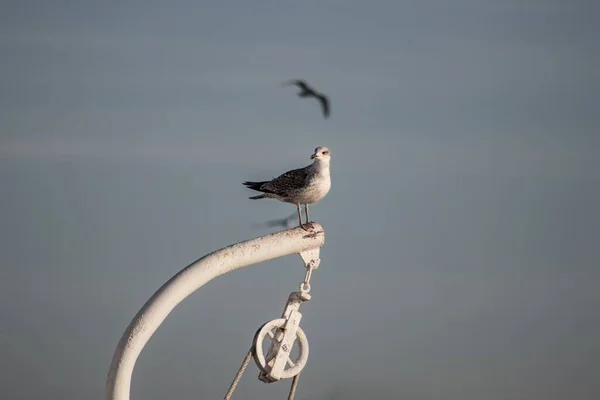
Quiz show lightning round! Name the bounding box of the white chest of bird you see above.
[296,165,331,205]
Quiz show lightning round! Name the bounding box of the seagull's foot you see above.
[300,222,315,231]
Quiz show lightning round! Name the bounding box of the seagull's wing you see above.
[262,167,310,196]
[316,94,330,118]
[282,79,311,92]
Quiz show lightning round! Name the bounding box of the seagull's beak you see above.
[310,154,317,159]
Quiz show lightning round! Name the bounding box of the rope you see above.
[287,373,301,400]
[223,349,302,400]
[223,349,253,400]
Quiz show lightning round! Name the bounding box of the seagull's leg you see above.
[296,204,303,226]
[304,204,310,224]
[297,204,309,231]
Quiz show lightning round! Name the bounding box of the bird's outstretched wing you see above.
[262,167,309,196]
[316,94,330,118]
[282,79,311,92]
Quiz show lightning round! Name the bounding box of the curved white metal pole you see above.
[106,224,325,400]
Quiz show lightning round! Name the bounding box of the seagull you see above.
[282,79,330,118]
[251,213,297,230]
[243,146,332,230]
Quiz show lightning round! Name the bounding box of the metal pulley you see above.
[252,292,311,382]
[223,248,321,400]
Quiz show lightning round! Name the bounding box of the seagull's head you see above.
[310,146,331,163]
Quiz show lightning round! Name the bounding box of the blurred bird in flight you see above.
[282,79,330,118]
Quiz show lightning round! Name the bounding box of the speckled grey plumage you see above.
[243,146,332,229]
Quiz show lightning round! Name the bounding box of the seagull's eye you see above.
[322,151,329,155]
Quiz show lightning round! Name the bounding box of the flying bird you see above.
[243,146,332,230]
[251,213,297,230]
[282,79,330,118]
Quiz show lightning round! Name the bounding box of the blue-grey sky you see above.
[1,1,599,399]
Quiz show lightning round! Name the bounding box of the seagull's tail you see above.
[243,181,271,199]
[243,181,267,190]
[248,194,266,200]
